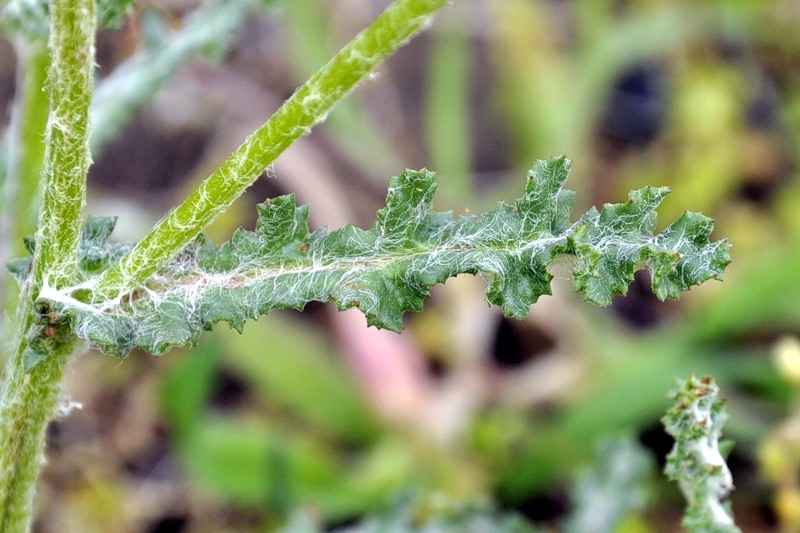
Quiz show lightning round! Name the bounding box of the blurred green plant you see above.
[279,498,542,533]
[562,435,655,533]
[663,375,740,533]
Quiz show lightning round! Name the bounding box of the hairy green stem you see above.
[32,0,95,292]
[0,0,94,530]
[91,0,451,303]
[0,296,75,533]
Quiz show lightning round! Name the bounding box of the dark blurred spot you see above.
[209,368,249,410]
[148,515,188,533]
[757,493,779,528]
[45,420,65,451]
[612,271,662,329]
[638,423,672,470]
[426,355,448,378]
[508,489,568,524]
[491,318,556,368]
[325,514,361,531]
[738,180,775,203]
[598,64,667,147]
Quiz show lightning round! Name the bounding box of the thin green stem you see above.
[32,0,95,292]
[10,42,50,259]
[426,6,471,207]
[1,39,50,318]
[90,0,451,302]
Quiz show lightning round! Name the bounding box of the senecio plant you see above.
[0,0,731,531]
[664,376,740,533]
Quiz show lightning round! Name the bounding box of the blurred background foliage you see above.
[3,0,800,531]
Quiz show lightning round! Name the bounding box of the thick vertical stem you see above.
[0,0,95,531]
[32,0,95,292]
[0,296,75,533]
[91,0,451,303]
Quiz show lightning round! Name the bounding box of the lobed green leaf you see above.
[31,157,730,358]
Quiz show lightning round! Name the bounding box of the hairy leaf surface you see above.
[34,157,729,357]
